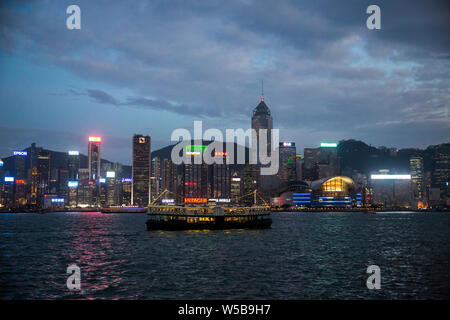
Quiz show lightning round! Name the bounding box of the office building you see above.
[88,136,101,181]
[68,151,80,181]
[251,94,273,164]
[278,142,297,182]
[132,134,151,206]
[410,156,424,200]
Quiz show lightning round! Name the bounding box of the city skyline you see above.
[1,0,449,163]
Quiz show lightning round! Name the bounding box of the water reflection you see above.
[0,211,449,299]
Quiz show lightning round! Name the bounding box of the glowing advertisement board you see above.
[371,174,411,180]
[13,151,28,156]
[184,198,207,204]
[68,150,79,155]
[106,171,115,178]
[4,177,14,182]
[186,145,206,155]
[88,136,102,142]
[68,181,79,188]
[122,178,132,183]
[320,142,337,148]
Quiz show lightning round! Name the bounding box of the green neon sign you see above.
[320,142,338,148]
[186,145,207,153]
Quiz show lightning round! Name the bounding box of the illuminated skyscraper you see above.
[0,159,4,186]
[251,93,273,163]
[13,150,27,180]
[230,170,242,203]
[132,134,151,206]
[208,152,230,199]
[431,144,450,202]
[410,156,424,200]
[303,143,340,180]
[37,150,50,205]
[88,136,101,181]
[68,151,80,181]
[278,142,296,182]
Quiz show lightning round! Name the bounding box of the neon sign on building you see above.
[320,142,337,148]
[184,198,207,204]
[88,136,102,142]
[68,181,79,188]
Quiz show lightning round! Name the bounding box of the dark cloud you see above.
[0,0,448,156]
[86,89,119,106]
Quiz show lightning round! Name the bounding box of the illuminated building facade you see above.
[37,150,50,197]
[370,171,413,208]
[77,168,91,206]
[230,170,242,203]
[160,158,177,198]
[272,176,358,208]
[208,153,230,200]
[278,142,297,182]
[303,143,340,181]
[295,154,303,181]
[251,95,273,163]
[242,164,258,205]
[13,150,27,180]
[88,136,101,181]
[121,178,132,205]
[1,177,15,208]
[151,157,161,201]
[410,156,424,200]
[183,162,208,199]
[68,151,80,181]
[132,134,151,206]
[431,144,449,203]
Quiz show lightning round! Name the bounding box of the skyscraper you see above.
[132,134,151,206]
[410,155,424,200]
[208,152,230,199]
[251,94,273,163]
[68,150,80,181]
[13,150,27,180]
[37,150,50,196]
[278,142,297,182]
[431,144,449,202]
[88,136,101,181]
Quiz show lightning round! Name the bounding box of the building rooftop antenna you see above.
[261,80,264,102]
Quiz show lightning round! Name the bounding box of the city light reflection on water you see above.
[0,211,449,299]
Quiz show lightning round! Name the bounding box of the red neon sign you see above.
[185,182,198,186]
[88,136,102,142]
[214,152,227,156]
[88,181,94,185]
[16,179,25,184]
[184,198,207,204]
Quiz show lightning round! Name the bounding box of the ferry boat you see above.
[146,205,272,230]
[101,206,148,214]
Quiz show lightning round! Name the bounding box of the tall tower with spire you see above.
[251,82,273,163]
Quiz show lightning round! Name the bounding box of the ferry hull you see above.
[101,207,148,214]
[146,218,272,231]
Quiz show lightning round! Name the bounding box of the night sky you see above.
[0,0,449,164]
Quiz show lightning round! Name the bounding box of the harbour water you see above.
[0,211,449,299]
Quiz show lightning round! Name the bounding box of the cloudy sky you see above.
[0,0,449,164]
